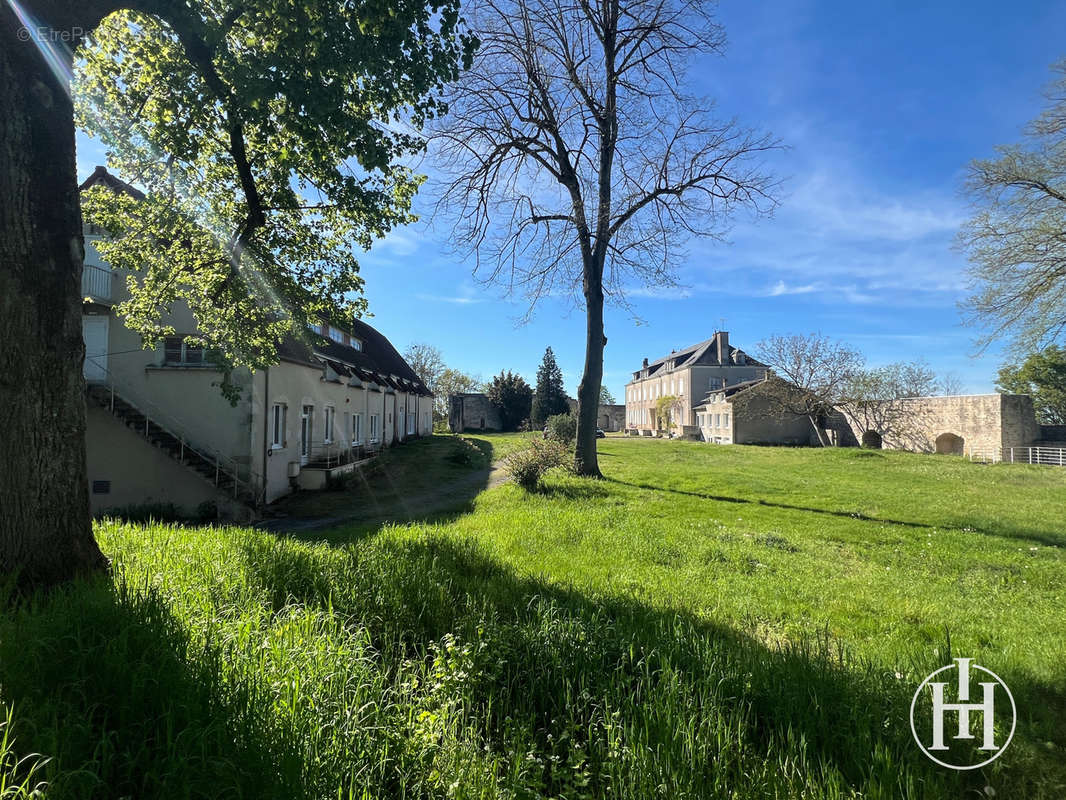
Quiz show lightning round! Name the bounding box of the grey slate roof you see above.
[278,317,432,396]
[695,377,767,407]
[636,336,765,378]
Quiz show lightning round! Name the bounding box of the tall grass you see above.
[0,522,978,799]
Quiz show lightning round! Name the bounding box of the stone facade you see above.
[449,393,503,432]
[837,393,1044,455]
[687,375,1050,456]
[566,398,626,432]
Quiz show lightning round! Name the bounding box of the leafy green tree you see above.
[599,385,616,405]
[655,395,678,431]
[997,347,1066,425]
[531,347,568,425]
[959,60,1066,350]
[0,0,473,588]
[435,367,483,420]
[487,370,533,432]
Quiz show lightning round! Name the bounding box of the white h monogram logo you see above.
[928,658,997,751]
[910,657,1016,770]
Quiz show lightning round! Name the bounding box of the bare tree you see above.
[959,59,1066,351]
[755,334,863,446]
[937,371,965,396]
[432,0,779,475]
[839,362,939,449]
[404,343,447,394]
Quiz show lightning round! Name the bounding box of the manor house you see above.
[625,331,767,436]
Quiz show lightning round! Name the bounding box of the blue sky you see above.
[75,0,1066,402]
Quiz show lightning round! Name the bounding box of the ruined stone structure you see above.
[448,392,624,433]
[566,397,625,432]
[448,393,502,432]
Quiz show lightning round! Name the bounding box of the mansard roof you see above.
[634,335,765,379]
[278,317,432,396]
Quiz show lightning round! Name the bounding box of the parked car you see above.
[596,428,606,438]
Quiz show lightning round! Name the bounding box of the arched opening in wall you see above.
[861,430,883,449]
[935,432,964,455]
[601,413,611,429]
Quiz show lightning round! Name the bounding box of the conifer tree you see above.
[531,347,569,425]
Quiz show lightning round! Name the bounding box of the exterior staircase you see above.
[86,384,261,505]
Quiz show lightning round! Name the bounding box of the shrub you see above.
[545,412,576,444]
[503,438,569,490]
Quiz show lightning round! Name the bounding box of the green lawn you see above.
[2,437,1064,798]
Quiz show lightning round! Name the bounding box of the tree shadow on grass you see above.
[0,578,303,799]
[607,478,1066,548]
[237,531,1065,799]
[4,529,1061,799]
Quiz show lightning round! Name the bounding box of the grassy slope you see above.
[1,437,1063,799]
[270,432,534,520]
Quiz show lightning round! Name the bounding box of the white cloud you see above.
[766,280,818,296]
[416,293,484,305]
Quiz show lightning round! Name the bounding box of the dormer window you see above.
[328,327,345,344]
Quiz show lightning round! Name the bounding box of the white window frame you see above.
[353,412,364,444]
[271,403,286,449]
[369,413,380,442]
[324,406,336,443]
[328,327,345,344]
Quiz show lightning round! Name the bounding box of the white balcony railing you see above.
[82,265,112,301]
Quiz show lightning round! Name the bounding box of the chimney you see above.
[642,357,649,368]
[714,331,729,363]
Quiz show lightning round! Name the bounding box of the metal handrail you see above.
[85,356,263,502]
[968,445,1066,467]
[307,440,378,469]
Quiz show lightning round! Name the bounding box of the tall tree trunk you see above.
[0,11,108,591]
[574,276,605,477]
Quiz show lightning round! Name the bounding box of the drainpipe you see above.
[260,366,270,505]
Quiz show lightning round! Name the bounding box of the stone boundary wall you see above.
[837,394,1043,454]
